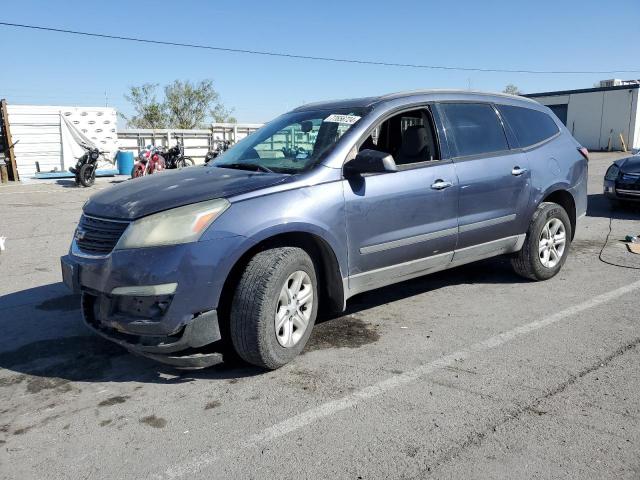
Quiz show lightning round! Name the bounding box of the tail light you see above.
[578,147,589,162]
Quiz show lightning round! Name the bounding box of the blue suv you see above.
[61,90,588,369]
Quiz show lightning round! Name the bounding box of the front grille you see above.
[75,215,129,255]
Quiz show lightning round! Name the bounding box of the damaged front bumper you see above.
[60,239,238,368]
[80,291,223,368]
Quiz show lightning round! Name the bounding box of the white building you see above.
[526,80,640,151]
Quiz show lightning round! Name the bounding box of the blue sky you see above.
[1,0,639,124]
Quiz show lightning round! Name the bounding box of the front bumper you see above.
[60,235,246,366]
[81,291,223,368]
[604,180,640,202]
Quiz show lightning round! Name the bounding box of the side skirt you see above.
[344,234,526,301]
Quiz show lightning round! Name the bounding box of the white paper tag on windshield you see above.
[324,114,361,124]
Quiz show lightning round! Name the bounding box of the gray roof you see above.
[291,89,539,112]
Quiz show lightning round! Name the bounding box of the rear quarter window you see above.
[439,103,509,157]
[496,105,559,148]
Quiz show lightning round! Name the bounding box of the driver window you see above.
[359,107,440,168]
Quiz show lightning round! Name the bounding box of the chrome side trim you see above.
[83,214,131,224]
[451,234,523,265]
[616,189,640,196]
[359,227,458,255]
[345,234,527,300]
[348,251,453,297]
[458,214,516,233]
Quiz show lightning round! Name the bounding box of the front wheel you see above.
[78,163,95,187]
[511,202,572,281]
[131,164,145,178]
[178,156,195,168]
[230,247,318,369]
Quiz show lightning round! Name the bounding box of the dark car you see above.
[603,154,640,204]
[61,90,588,369]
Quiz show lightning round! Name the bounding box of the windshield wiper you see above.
[217,163,274,173]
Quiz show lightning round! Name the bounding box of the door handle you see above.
[512,166,528,176]
[431,179,453,190]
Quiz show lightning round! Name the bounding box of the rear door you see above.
[437,102,531,255]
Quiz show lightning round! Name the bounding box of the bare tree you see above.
[503,84,523,95]
[121,80,235,129]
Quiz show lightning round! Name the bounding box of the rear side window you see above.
[439,103,509,157]
[496,105,559,148]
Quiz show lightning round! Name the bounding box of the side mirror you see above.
[300,120,313,133]
[344,149,397,175]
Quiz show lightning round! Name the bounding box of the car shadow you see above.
[55,179,79,188]
[0,257,525,385]
[0,283,263,385]
[54,177,125,188]
[587,193,640,220]
[322,255,524,321]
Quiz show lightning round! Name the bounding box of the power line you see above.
[1,21,639,75]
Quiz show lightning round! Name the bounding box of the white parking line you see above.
[161,279,640,479]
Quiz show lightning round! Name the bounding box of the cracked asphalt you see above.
[1,152,639,480]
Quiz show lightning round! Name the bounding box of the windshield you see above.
[211,107,368,174]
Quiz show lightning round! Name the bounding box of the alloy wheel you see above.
[275,270,313,348]
[539,218,566,268]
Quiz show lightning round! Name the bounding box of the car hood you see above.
[617,155,640,173]
[84,166,290,220]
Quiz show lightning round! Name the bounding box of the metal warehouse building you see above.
[526,80,640,151]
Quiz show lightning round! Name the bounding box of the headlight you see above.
[605,164,620,181]
[115,198,229,249]
[91,152,99,160]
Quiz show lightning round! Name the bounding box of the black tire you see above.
[511,202,572,281]
[180,156,195,167]
[230,247,318,369]
[78,163,95,187]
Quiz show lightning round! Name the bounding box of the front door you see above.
[343,107,459,295]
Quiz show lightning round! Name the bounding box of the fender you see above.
[201,183,350,310]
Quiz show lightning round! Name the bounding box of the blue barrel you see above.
[116,151,134,175]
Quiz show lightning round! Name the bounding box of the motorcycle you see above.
[131,145,166,178]
[69,145,107,187]
[204,140,233,164]
[162,142,195,169]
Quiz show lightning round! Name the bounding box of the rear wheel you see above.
[78,163,95,187]
[511,202,572,281]
[230,247,318,369]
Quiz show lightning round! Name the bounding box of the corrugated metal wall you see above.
[117,124,263,163]
[6,105,117,176]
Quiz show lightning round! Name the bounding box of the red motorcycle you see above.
[131,145,165,178]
